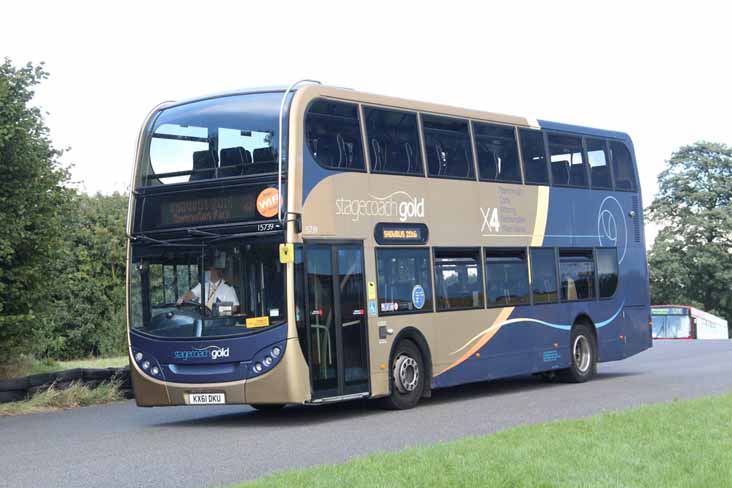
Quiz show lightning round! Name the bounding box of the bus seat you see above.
[241,148,277,174]
[404,142,415,173]
[219,147,251,177]
[591,165,610,186]
[615,178,632,190]
[190,150,216,181]
[434,142,446,176]
[371,138,384,171]
[481,149,498,179]
[569,163,587,186]
[336,133,347,168]
[462,146,472,178]
[253,147,275,163]
[565,277,577,300]
[552,160,570,185]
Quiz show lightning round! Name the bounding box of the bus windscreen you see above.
[129,242,285,339]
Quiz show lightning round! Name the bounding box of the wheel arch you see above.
[573,313,597,339]
[388,327,433,398]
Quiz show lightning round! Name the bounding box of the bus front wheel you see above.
[558,323,597,383]
[380,340,425,410]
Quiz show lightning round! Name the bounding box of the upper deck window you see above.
[586,138,613,190]
[364,107,423,176]
[143,92,286,186]
[422,115,475,180]
[306,100,365,171]
[519,129,549,185]
[473,123,521,183]
[609,141,638,191]
[548,133,588,188]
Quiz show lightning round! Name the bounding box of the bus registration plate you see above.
[189,393,225,405]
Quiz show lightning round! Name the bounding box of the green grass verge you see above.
[231,394,732,488]
[0,380,123,416]
[0,355,128,378]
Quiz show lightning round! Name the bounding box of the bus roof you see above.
[154,84,634,144]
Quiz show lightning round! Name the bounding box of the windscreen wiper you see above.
[129,233,203,248]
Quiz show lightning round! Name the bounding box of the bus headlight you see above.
[248,341,286,379]
[131,348,163,379]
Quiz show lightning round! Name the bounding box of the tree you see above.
[648,142,732,329]
[0,59,71,364]
[44,192,129,359]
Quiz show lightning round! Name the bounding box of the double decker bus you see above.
[127,81,652,410]
[651,305,729,340]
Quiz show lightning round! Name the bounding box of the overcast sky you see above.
[3,1,731,242]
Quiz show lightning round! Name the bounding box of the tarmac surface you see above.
[1,340,731,488]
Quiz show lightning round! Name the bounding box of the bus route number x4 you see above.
[481,207,500,233]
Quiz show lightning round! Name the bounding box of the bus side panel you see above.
[623,305,652,357]
[431,298,628,389]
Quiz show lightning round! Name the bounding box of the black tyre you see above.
[83,368,115,381]
[380,340,425,410]
[27,373,57,387]
[558,323,597,383]
[0,390,27,403]
[0,377,30,391]
[250,403,286,412]
[56,368,83,382]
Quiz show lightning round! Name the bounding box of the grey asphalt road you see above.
[1,340,731,488]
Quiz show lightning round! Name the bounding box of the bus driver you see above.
[176,250,240,313]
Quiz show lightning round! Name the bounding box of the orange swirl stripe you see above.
[437,307,514,376]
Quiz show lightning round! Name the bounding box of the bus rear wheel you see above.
[380,340,425,410]
[558,323,597,383]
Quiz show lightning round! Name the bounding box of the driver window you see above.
[239,244,284,320]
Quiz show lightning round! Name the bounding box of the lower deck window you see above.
[376,248,433,314]
[530,248,558,304]
[596,248,619,298]
[433,248,484,311]
[559,250,595,301]
[484,249,530,306]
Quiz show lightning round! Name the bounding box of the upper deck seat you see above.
[569,162,587,186]
[370,138,384,171]
[404,141,416,173]
[245,147,277,174]
[591,165,610,187]
[219,146,251,177]
[480,149,498,179]
[190,150,216,181]
[552,160,570,185]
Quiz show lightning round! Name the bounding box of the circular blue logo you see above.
[412,285,426,310]
[597,196,628,263]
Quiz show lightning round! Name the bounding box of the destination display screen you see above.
[374,223,429,245]
[160,193,257,226]
[141,185,279,230]
[651,307,688,316]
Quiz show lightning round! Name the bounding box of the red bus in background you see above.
[651,305,729,340]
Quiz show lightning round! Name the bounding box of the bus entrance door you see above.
[304,243,370,400]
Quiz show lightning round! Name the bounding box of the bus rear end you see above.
[126,90,309,407]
